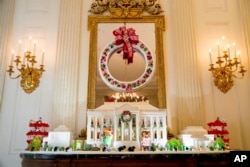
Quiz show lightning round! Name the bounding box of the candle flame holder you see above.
[6,50,45,94]
[209,50,246,93]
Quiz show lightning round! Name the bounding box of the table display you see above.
[20,103,231,167]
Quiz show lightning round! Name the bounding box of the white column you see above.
[0,0,15,105]
[239,0,250,62]
[171,0,205,133]
[238,0,250,149]
[52,0,82,132]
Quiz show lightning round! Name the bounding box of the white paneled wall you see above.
[235,0,250,149]
[0,0,60,167]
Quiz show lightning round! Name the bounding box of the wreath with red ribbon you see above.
[113,26,139,64]
[121,110,132,123]
[99,40,154,92]
[99,26,154,92]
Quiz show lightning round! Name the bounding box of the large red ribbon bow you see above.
[113,26,139,64]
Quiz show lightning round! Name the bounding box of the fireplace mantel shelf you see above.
[20,150,230,167]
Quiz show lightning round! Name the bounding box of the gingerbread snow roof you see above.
[29,119,49,128]
[207,117,227,127]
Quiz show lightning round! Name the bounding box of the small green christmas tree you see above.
[168,138,181,151]
[150,143,157,151]
[214,137,225,150]
[29,136,42,151]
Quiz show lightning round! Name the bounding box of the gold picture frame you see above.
[87,15,166,109]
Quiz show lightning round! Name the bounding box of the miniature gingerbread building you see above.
[86,102,167,151]
[207,117,229,149]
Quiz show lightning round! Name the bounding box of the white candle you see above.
[221,36,225,51]
[217,41,220,56]
[209,49,212,64]
[33,40,36,55]
[18,40,22,56]
[238,51,241,65]
[42,49,45,64]
[11,50,14,65]
[23,49,27,64]
[227,44,230,59]
[29,37,32,51]
[232,42,236,58]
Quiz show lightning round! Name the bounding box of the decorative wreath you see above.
[99,40,154,92]
[121,110,132,123]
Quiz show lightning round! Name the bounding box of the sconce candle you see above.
[209,49,212,64]
[29,37,32,50]
[227,45,230,59]
[232,42,236,58]
[221,36,225,51]
[33,40,36,55]
[238,51,242,65]
[18,40,22,56]
[217,41,220,56]
[42,50,45,65]
[11,50,14,65]
[23,49,27,64]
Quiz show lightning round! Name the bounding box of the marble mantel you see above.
[20,150,230,167]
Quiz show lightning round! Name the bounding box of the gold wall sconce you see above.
[208,37,246,93]
[6,38,45,94]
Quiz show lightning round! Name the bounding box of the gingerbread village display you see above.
[25,113,230,152]
[24,111,231,152]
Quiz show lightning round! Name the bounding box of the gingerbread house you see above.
[207,117,229,149]
[26,118,49,145]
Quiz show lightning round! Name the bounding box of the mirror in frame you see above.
[87,15,166,109]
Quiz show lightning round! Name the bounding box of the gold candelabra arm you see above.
[29,56,37,66]
[14,56,22,66]
[222,51,229,61]
[208,64,214,71]
[6,65,22,79]
[216,56,224,66]
[40,65,45,72]
[25,51,31,59]
[6,65,14,76]
[235,66,247,79]
[18,64,26,72]
[227,59,239,72]
[227,59,232,66]
[232,57,240,66]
